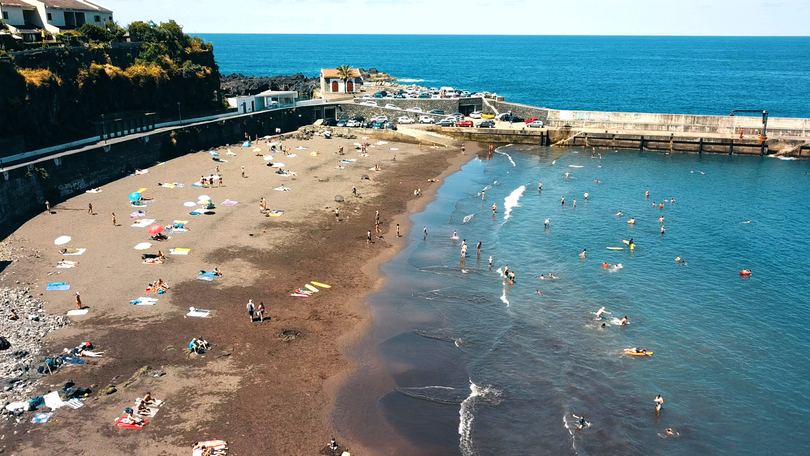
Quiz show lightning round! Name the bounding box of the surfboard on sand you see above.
[311,281,331,288]
[304,284,318,292]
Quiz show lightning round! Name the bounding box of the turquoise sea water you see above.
[198,35,810,118]
[336,149,810,455]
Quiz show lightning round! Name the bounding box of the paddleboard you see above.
[607,247,624,250]
[305,284,319,292]
[311,281,331,289]
[622,240,631,245]
[624,349,653,356]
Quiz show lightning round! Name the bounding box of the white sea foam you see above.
[495,148,516,167]
[459,382,503,456]
[397,78,426,83]
[503,185,526,221]
[501,288,509,307]
[569,165,584,168]
[463,214,475,223]
[563,414,578,452]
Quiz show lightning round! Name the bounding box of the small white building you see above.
[227,91,298,114]
[1,0,112,34]
[320,68,363,95]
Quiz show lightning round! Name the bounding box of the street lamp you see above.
[178,102,182,122]
[101,114,106,144]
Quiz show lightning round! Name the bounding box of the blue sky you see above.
[107,0,809,36]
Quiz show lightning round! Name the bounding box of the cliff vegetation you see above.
[0,20,222,152]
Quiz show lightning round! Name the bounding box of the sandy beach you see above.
[0,130,474,455]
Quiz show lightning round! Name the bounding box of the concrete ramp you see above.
[397,127,458,147]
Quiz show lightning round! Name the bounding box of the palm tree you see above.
[336,65,355,93]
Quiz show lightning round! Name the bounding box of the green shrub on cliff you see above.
[77,23,113,42]
[0,19,9,31]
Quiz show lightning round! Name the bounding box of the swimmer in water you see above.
[492,203,497,214]
[659,202,664,209]
[548,273,556,279]
[628,238,634,246]
[536,290,541,295]
[675,256,681,263]
[573,199,577,208]
[596,307,611,318]
[538,182,542,191]
[584,192,589,200]
[565,172,569,179]
[481,190,485,201]
[616,210,622,216]
[540,275,545,280]
[572,414,589,430]
[594,179,601,183]
[452,230,457,238]
[603,262,610,268]
[645,190,649,199]
[654,394,664,412]
[561,196,565,205]
[628,217,635,225]
[659,216,664,223]
[544,218,550,227]
[620,316,629,325]
[488,256,493,270]
[742,220,751,224]
[579,249,586,259]
[661,225,665,234]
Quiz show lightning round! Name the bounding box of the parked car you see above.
[508,116,525,123]
[456,120,474,127]
[406,107,423,113]
[388,123,398,131]
[429,109,445,115]
[346,119,361,127]
[360,101,378,106]
[373,121,387,129]
[362,121,374,128]
[527,120,545,128]
[384,104,401,110]
[435,118,456,127]
[397,116,415,124]
[477,120,496,128]
[322,119,337,127]
[468,111,482,119]
[525,117,538,124]
[336,119,348,127]
[497,113,511,121]
[372,116,389,123]
[362,94,372,99]
[418,115,435,124]
[417,93,432,99]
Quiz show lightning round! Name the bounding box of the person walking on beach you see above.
[352,186,357,196]
[335,208,340,219]
[74,292,82,310]
[87,203,93,215]
[111,213,116,226]
[396,224,401,237]
[241,166,246,178]
[256,302,266,323]
[654,394,664,412]
[246,299,255,322]
[45,200,50,214]
[367,230,372,244]
[218,176,223,187]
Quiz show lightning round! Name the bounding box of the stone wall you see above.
[493,101,551,121]
[338,98,483,122]
[0,105,322,231]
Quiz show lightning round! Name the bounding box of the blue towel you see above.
[197,275,214,281]
[47,282,66,286]
[63,357,85,365]
[47,284,70,291]
[200,272,217,277]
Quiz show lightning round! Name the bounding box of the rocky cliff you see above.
[358,68,397,82]
[220,73,319,97]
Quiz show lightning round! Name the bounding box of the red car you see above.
[525,117,538,124]
[456,120,474,127]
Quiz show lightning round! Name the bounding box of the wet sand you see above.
[0,132,475,455]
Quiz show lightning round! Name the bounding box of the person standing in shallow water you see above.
[654,394,664,412]
[423,226,427,240]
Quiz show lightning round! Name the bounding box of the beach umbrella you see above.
[54,236,71,245]
[253,147,262,152]
[128,192,141,201]
[147,224,163,235]
[183,202,197,207]
[134,242,152,250]
[198,195,210,202]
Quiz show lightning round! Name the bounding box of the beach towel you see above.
[134,169,149,175]
[186,308,210,318]
[62,248,86,256]
[66,398,84,409]
[286,154,297,158]
[131,202,147,207]
[43,391,67,409]
[114,417,147,429]
[170,248,190,255]
[339,159,356,164]
[67,309,89,316]
[160,183,176,188]
[309,151,320,156]
[130,211,147,218]
[208,151,219,157]
[221,200,238,206]
[63,356,85,365]
[390,148,399,151]
[131,219,156,227]
[56,261,78,268]
[131,297,158,305]
[190,209,212,215]
[46,283,70,291]
[274,186,290,192]
[136,188,147,193]
[226,150,236,156]
[268,210,284,217]
[191,182,203,187]
[31,412,53,424]
[199,272,218,278]
[242,141,251,147]
[134,243,152,250]
[85,188,102,193]
[296,146,307,150]
[197,275,214,281]
[142,258,164,264]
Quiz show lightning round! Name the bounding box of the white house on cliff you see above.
[1,0,112,37]
[320,68,363,95]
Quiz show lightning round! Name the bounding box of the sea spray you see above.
[463,214,475,223]
[459,382,503,456]
[503,185,527,221]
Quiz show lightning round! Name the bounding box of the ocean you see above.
[197,35,810,118]
[198,35,810,454]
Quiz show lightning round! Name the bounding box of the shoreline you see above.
[324,145,479,455]
[0,130,474,454]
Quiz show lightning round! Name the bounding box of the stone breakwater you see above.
[0,288,70,404]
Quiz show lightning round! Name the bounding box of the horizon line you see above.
[189,32,810,38]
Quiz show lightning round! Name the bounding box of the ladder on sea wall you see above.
[481,98,500,116]
[552,130,586,147]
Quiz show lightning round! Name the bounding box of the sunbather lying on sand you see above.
[150,233,168,241]
[124,407,145,425]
